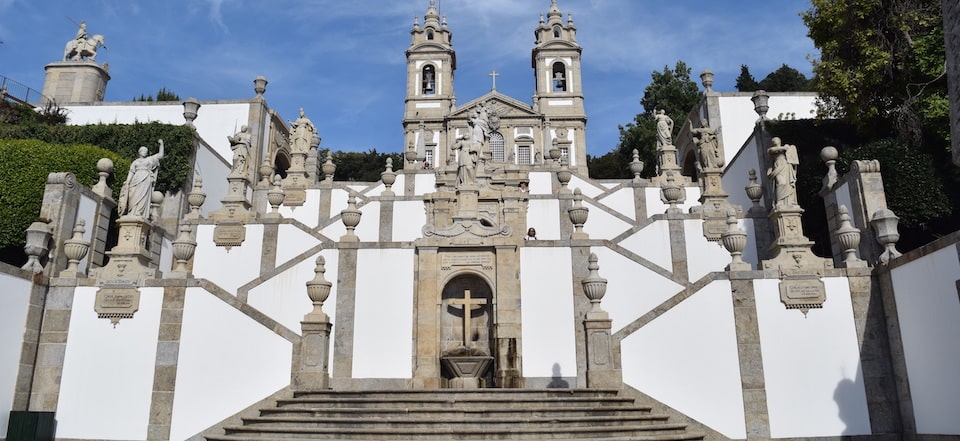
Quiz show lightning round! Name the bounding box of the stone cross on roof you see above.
[448,289,487,348]
[488,70,500,91]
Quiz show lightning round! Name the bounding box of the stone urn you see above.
[404,148,418,164]
[629,149,644,180]
[556,164,572,191]
[171,225,197,273]
[266,175,285,217]
[581,253,607,311]
[744,169,763,208]
[441,347,493,389]
[568,188,589,238]
[322,151,337,181]
[835,205,861,263]
[548,147,561,162]
[22,219,51,274]
[720,210,748,267]
[62,220,90,276]
[187,177,206,217]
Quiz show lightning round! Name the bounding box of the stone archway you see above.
[440,273,494,356]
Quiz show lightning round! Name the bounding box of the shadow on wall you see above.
[547,362,569,388]
[834,377,861,435]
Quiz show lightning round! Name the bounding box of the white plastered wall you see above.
[645,186,701,215]
[754,277,871,437]
[247,248,338,339]
[528,172,553,195]
[721,132,762,212]
[520,247,576,379]
[890,245,960,434]
[684,219,758,281]
[526,199,561,240]
[393,201,428,242]
[76,193,98,274]
[581,200,632,241]
[716,95,817,170]
[352,249,415,378]
[169,287,291,441]
[279,189,322,228]
[56,287,163,441]
[595,187,636,221]
[0,273,32,437]
[192,224,264,294]
[618,220,672,272]
[621,280,746,439]
[414,173,436,196]
[593,247,683,333]
[193,143,230,217]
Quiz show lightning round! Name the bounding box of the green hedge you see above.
[0,139,130,248]
[0,121,195,194]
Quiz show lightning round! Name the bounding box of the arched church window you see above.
[553,25,562,38]
[490,132,505,162]
[422,65,436,95]
[427,29,435,40]
[552,62,567,92]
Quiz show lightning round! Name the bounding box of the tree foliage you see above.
[589,61,702,178]
[736,64,813,92]
[134,87,181,102]
[324,149,403,182]
[735,65,759,92]
[802,0,945,146]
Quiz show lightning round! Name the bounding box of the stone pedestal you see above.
[211,176,252,248]
[96,216,158,284]
[652,144,682,184]
[41,62,110,105]
[293,314,332,390]
[762,206,832,314]
[453,187,479,221]
[284,151,309,206]
[584,310,621,389]
[695,167,733,241]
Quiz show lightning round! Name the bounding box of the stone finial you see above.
[322,151,336,183]
[556,159,572,192]
[629,149,644,182]
[661,172,684,212]
[870,208,902,264]
[22,219,52,274]
[381,157,397,195]
[581,253,608,312]
[700,70,715,93]
[744,169,763,210]
[568,188,589,239]
[186,176,206,220]
[266,175,285,218]
[62,219,90,277]
[92,157,114,199]
[751,90,769,121]
[720,209,749,271]
[150,190,164,222]
[171,224,196,275]
[253,76,268,97]
[182,98,200,127]
[259,159,274,187]
[835,205,864,267]
[306,254,333,319]
[819,146,839,194]
[340,192,362,241]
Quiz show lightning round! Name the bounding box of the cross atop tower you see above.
[488,70,500,91]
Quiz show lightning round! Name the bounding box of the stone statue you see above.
[63,21,106,62]
[691,121,723,170]
[454,134,478,187]
[227,125,251,177]
[289,108,316,153]
[119,140,165,219]
[469,104,490,145]
[655,109,674,149]
[767,137,799,209]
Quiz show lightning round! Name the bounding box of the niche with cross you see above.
[440,274,493,356]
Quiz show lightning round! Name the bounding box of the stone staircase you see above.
[204,388,706,441]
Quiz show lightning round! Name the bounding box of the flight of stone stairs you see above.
[204,388,706,440]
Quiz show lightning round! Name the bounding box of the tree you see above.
[758,64,814,92]
[735,65,759,92]
[322,149,403,182]
[589,61,702,178]
[134,87,181,102]
[802,0,945,146]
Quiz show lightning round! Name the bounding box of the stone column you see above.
[729,277,770,437]
[28,286,76,412]
[41,62,110,105]
[13,283,51,411]
[494,245,522,388]
[412,246,441,389]
[667,212,689,281]
[293,256,334,390]
[581,253,621,389]
[147,286,186,440]
[331,244,358,387]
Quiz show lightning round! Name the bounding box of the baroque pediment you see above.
[450,92,539,119]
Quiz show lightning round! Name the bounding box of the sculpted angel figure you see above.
[767,137,799,209]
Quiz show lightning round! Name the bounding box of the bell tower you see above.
[403,0,456,169]
[532,0,587,170]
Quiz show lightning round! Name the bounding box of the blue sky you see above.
[0,0,817,157]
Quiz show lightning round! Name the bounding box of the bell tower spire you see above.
[532,0,587,170]
[404,1,457,169]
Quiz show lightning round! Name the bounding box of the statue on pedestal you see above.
[655,109,674,149]
[289,108,316,153]
[227,125,251,177]
[767,137,799,210]
[454,135,478,187]
[692,121,723,170]
[63,21,106,62]
[119,140,165,219]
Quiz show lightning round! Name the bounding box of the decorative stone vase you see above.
[556,165,572,191]
[267,175,285,217]
[306,255,333,316]
[581,253,608,311]
[187,177,206,218]
[548,148,561,161]
[744,169,763,208]
[259,160,274,187]
[341,193,362,235]
[182,98,201,126]
[253,76,268,97]
[835,205,861,263]
[720,210,747,266]
[322,151,337,181]
[22,219,51,274]
[661,173,683,211]
[381,157,396,191]
[568,188,589,238]
[629,149,644,180]
[171,225,197,273]
[700,70,715,92]
[63,220,90,276]
[871,208,902,264]
[404,148,418,164]
[751,90,769,120]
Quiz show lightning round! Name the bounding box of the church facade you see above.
[1,1,960,441]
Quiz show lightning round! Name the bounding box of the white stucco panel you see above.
[618,220,672,272]
[57,287,163,441]
[596,187,636,221]
[170,287,291,441]
[0,273,33,437]
[248,249,338,339]
[581,200,632,241]
[275,224,322,266]
[755,277,871,438]
[528,172,553,195]
[520,247,576,379]
[890,245,960,434]
[593,247,684,333]
[645,186,700,215]
[684,219,752,282]
[415,173,437,196]
[568,176,605,199]
[193,224,264,294]
[526,199,561,240]
[352,249,415,378]
[393,200,427,242]
[621,280,746,439]
[279,189,322,228]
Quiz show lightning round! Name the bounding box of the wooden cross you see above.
[488,70,500,91]
[448,289,487,348]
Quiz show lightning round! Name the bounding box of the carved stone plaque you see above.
[214,223,246,249]
[284,187,306,206]
[441,253,494,271]
[779,276,826,315]
[95,286,141,327]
